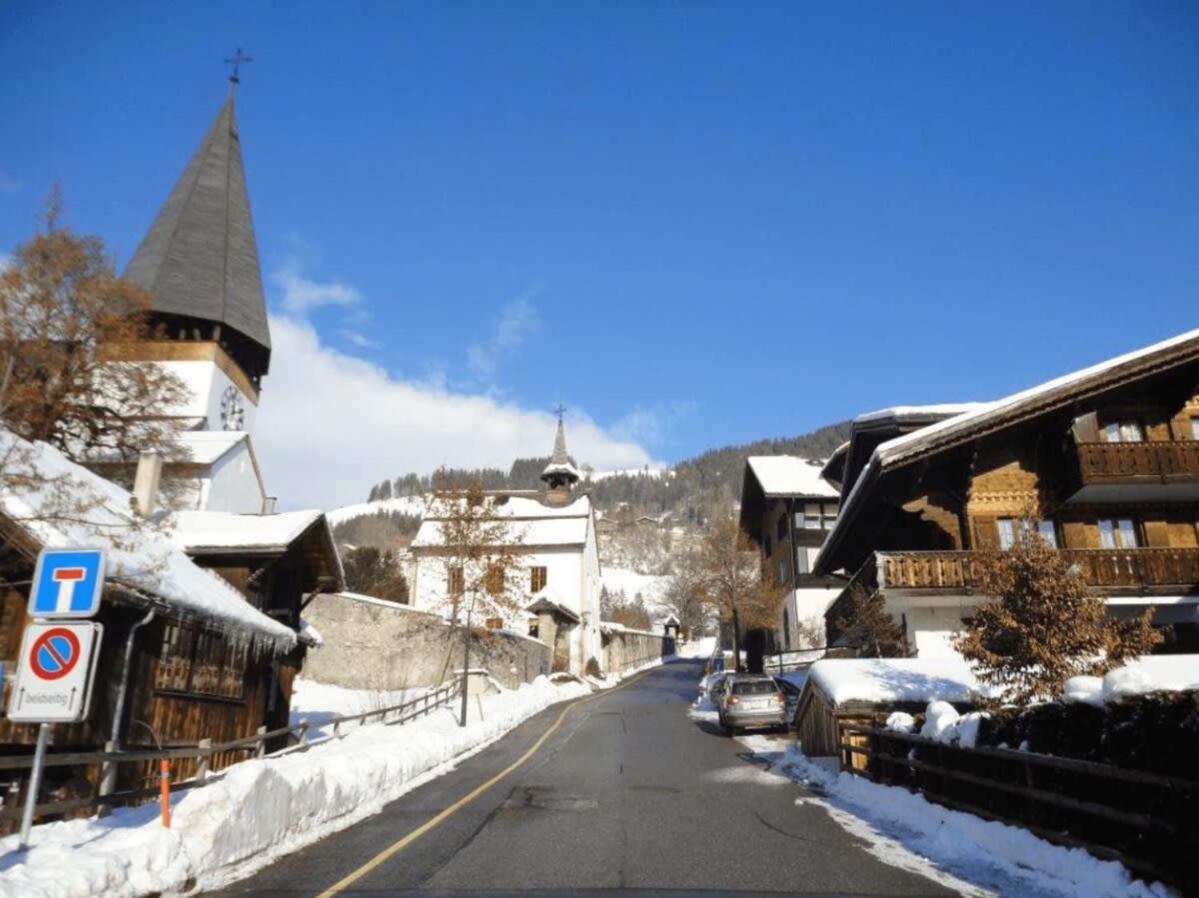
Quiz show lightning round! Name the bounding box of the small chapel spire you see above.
[541,407,580,503]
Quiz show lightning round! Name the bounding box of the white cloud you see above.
[272,265,362,314]
[467,297,539,379]
[338,329,380,350]
[254,315,654,510]
[613,401,699,447]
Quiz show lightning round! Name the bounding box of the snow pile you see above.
[1064,655,1199,707]
[918,702,986,748]
[0,431,295,646]
[885,711,916,733]
[0,675,590,898]
[772,743,1174,898]
[807,657,998,706]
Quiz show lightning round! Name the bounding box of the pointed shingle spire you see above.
[541,411,580,489]
[124,95,271,378]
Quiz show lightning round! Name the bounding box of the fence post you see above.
[255,725,267,759]
[333,719,342,738]
[298,720,309,748]
[196,739,213,784]
[97,739,118,818]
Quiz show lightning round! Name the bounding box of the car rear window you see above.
[732,680,778,695]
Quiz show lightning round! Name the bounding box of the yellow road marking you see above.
[314,666,662,897]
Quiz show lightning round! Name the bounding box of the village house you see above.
[814,328,1199,657]
[408,418,604,675]
[738,455,842,651]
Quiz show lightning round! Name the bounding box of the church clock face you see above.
[219,385,246,431]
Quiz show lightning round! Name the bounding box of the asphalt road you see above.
[206,660,960,897]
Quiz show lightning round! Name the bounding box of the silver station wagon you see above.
[717,674,786,735]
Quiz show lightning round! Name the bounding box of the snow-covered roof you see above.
[853,403,987,425]
[806,657,999,706]
[817,328,1199,574]
[175,430,249,465]
[745,456,838,499]
[0,431,296,647]
[412,493,593,549]
[171,509,327,552]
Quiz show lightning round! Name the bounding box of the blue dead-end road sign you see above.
[29,549,106,619]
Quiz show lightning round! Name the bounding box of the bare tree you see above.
[954,526,1162,704]
[426,473,526,725]
[1,191,188,468]
[692,513,786,671]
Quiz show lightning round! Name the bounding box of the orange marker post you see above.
[159,758,171,828]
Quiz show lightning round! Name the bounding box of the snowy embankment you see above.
[0,674,595,898]
[748,738,1175,898]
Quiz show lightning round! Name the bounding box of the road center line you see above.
[313,665,665,898]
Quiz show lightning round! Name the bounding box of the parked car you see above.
[772,676,802,727]
[717,674,786,735]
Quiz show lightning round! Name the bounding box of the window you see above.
[803,502,823,530]
[997,517,1057,549]
[447,565,464,596]
[823,502,839,530]
[154,624,194,692]
[154,624,246,700]
[486,617,504,630]
[795,547,810,575]
[1098,517,1140,549]
[1192,417,1199,440]
[1103,420,1144,443]
[530,566,548,592]
[484,565,505,596]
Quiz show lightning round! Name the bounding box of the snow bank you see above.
[773,744,1174,898]
[807,657,998,706]
[0,676,590,898]
[1064,655,1199,707]
[885,711,916,733]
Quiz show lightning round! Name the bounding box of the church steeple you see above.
[124,93,271,382]
[541,409,581,502]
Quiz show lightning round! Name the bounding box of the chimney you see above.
[132,450,163,517]
[262,496,277,515]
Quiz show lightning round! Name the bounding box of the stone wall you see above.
[302,592,551,691]
[601,626,673,675]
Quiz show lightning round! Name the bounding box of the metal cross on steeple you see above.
[225,48,254,86]
[554,403,567,423]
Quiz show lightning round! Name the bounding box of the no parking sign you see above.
[7,621,103,723]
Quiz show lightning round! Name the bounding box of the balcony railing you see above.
[878,548,1199,592]
[1076,441,1199,484]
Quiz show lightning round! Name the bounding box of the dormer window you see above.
[1102,420,1144,443]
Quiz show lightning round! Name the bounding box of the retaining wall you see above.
[601,626,674,675]
[302,592,551,691]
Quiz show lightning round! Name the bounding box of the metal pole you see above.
[19,723,50,848]
[459,597,472,727]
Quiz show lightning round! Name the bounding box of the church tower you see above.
[122,89,270,436]
[540,412,580,506]
[110,79,272,513]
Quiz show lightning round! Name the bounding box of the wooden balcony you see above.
[1072,441,1199,501]
[878,548,1199,594]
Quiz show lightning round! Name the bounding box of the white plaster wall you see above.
[412,548,584,624]
[153,360,259,432]
[204,442,266,513]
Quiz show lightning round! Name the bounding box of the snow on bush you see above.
[1064,655,1199,707]
[884,711,915,733]
[915,702,986,748]
[0,675,591,898]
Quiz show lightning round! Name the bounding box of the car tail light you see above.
[726,696,738,705]
[775,693,785,703]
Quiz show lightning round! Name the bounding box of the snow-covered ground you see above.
[600,566,676,625]
[325,495,426,527]
[733,733,1174,898]
[289,678,429,738]
[0,672,615,898]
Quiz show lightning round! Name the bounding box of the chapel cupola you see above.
[541,411,580,505]
[123,91,271,385]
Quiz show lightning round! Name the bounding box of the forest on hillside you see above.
[338,421,851,549]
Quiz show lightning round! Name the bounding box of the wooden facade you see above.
[817,334,1199,654]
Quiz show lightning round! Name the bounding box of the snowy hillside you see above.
[326,495,426,527]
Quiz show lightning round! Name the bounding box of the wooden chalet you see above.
[814,329,1199,656]
[738,455,841,658]
[0,435,344,812]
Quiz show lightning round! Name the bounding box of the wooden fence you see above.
[0,678,462,830]
[838,722,1199,889]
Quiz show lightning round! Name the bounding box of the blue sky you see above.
[2,3,1197,505]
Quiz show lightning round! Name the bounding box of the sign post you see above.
[12,548,107,848]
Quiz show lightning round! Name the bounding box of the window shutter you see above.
[1071,412,1099,443]
[971,516,999,550]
